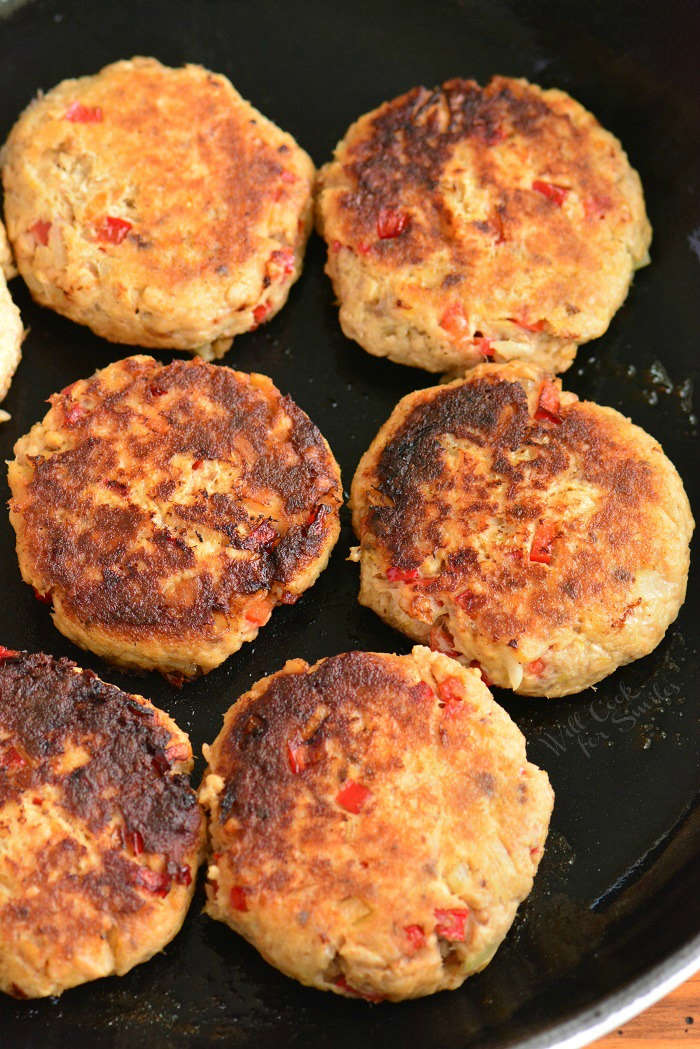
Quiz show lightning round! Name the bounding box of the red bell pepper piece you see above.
[532,180,568,206]
[95,216,132,244]
[534,379,562,423]
[434,907,470,941]
[530,522,557,564]
[336,781,371,814]
[65,101,103,123]
[376,206,409,239]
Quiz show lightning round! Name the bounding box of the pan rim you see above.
[511,932,700,1049]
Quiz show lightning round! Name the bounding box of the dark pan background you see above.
[0,1,698,1046]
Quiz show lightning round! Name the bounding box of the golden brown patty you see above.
[350,362,693,697]
[0,649,204,998]
[2,57,314,358]
[0,267,23,419]
[317,76,651,374]
[0,218,16,280]
[8,356,342,678]
[199,646,553,1001]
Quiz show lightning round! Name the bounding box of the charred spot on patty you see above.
[356,365,670,643]
[0,651,202,861]
[217,653,424,847]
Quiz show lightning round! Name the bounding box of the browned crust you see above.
[0,650,203,962]
[0,651,202,859]
[8,357,342,662]
[201,647,553,999]
[215,652,426,863]
[94,68,288,278]
[207,649,546,891]
[317,76,651,376]
[352,365,687,647]
[325,76,639,280]
[4,58,310,288]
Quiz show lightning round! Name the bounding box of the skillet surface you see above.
[0,1,698,1045]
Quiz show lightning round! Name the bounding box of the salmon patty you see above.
[317,76,651,374]
[8,356,342,679]
[0,264,23,421]
[0,218,16,280]
[2,57,315,359]
[350,362,693,697]
[199,647,553,1001]
[0,649,204,998]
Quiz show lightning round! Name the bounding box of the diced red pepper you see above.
[532,180,568,206]
[468,660,493,687]
[134,866,171,897]
[286,738,307,774]
[127,829,144,856]
[230,885,249,911]
[331,239,343,253]
[437,677,465,707]
[530,845,541,857]
[530,522,557,565]
[434,907,470,941]
[386,566,420,583]
[333,975,383,1002]
[472,336,494,359]
[32,587,52,605]
[95,216,132,244]
[0,646,19,661]
[280,169,297,184]
[252,301,271,326]
[429,623,459,658]
[527,658,545,676]
[307,504,330,527]
[2,745,26,769]
[534,379,562,423]
[29,220,51,246]
[244,597,270,626]
[149,384,165,398]
[377,206,410,239]
[336,781,371,814]
[404,924,426,952]
[65,101,103,123]
[192,459,203,470]
[267,248,295,281]
[509,315,546,333]
[439,303,470,340]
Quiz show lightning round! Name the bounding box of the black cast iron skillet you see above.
[0,1,698,1046]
